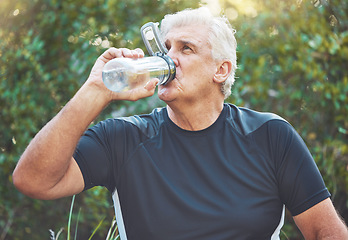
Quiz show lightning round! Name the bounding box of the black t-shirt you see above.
[74,103,330,240]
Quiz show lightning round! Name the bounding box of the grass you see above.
[49,195,119,240]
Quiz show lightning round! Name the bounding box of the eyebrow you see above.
[165,39,198,48]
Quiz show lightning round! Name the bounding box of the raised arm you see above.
[12,48,158,200]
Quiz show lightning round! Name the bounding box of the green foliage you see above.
[224,0,348,238]
[0,0,199,239]
[1,0,347,239]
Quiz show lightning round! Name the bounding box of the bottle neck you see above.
[156,54,176,85]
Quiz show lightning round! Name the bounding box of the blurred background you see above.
[0,0,347,239]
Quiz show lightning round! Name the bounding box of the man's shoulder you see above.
[224,103,287,136]
[116,107,166,138]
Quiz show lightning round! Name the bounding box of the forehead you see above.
[164,24,210,47]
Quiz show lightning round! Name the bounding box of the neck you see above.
[167,102,224,131]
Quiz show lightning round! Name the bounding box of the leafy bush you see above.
[1,0,347,239]
[227,0,348,237]
[0,0,199,238]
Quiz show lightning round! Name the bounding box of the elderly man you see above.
[13,7,347,240]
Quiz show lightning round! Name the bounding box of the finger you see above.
[111,78,159,101]
[134,48,145,58]
[132,78,159,100]
[100,48,145,62]
[120,48,133,58]
[99,48,123,63]
[129,49,141,58]
[129,81,157,101]
[144,78,159,91]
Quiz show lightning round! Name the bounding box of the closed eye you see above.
[182,45,193,53]
[183,45,191,50]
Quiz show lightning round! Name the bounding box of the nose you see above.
[166,49,179,67]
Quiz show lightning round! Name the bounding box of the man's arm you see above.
[12,48,158,200]
[293,198,348,239]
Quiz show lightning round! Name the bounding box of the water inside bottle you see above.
[103,68,128,92]
[102,67,168,92]
[102,56,173,92]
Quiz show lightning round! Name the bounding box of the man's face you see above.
[158,24,219,105]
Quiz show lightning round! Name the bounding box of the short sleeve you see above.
[73,119,120,192]
[255,120,330,216]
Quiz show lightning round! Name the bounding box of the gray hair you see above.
[160,7,237,99]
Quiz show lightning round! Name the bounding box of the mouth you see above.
[159,76,177,87]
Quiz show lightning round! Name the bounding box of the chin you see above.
[158,86,175,103]
[158,90,173,102]
[158,79,181,102]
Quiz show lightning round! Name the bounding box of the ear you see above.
[213,60,233,83]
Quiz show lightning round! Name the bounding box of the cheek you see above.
[190,64,214,81]
[159,79,183,94]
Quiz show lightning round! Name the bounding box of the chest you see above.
[115,127,283,239]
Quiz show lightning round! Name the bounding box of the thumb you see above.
[144,78,160,92]
[134,78,159,99]
[133,78,159,99]
[111,78,159,101]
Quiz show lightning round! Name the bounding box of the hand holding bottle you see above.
[102,54,175,92]
[85,47,159,102]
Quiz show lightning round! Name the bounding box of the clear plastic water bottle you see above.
[102,55,176,92]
